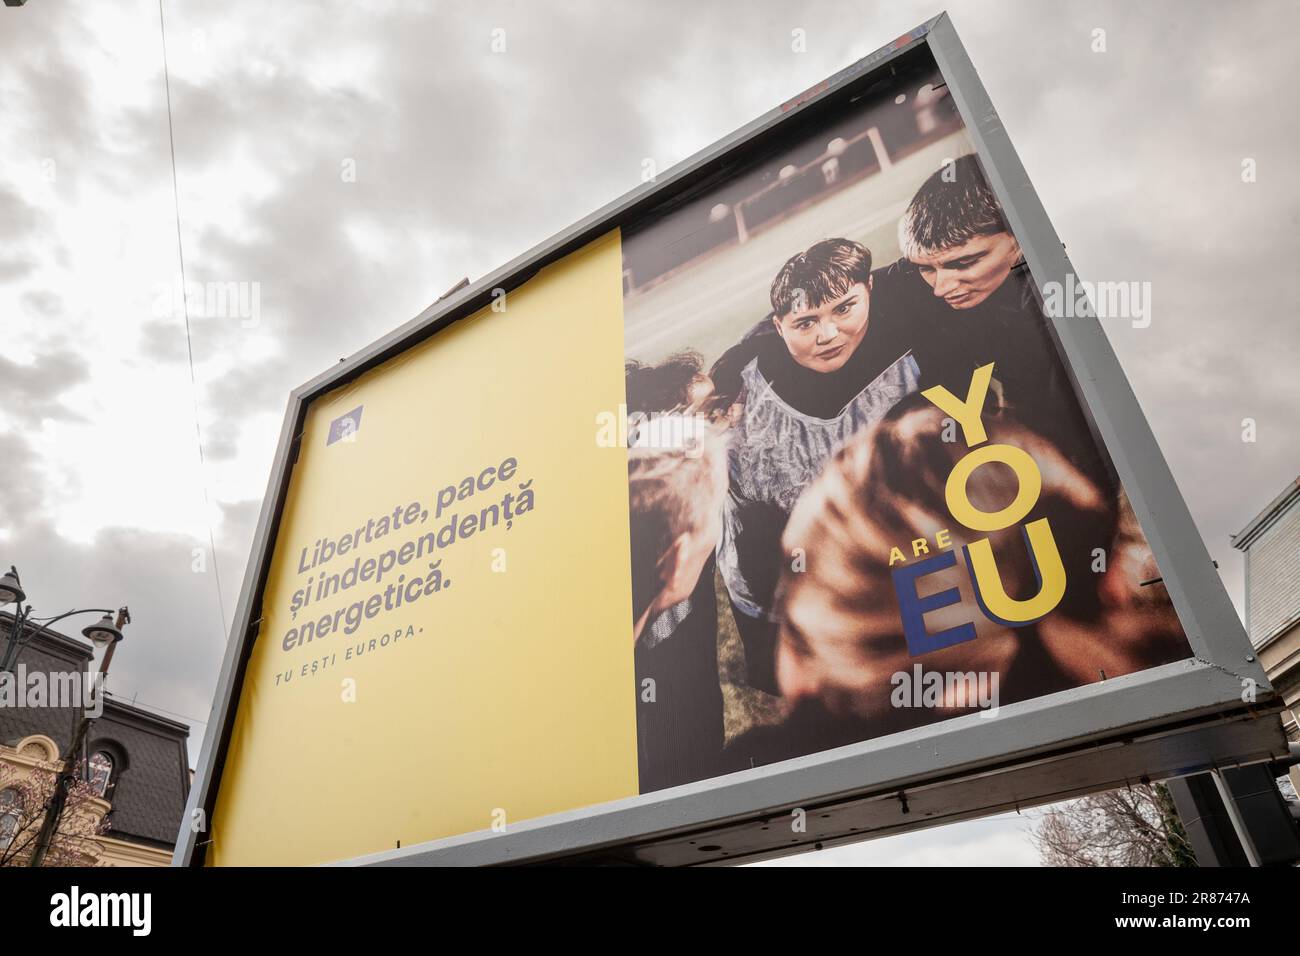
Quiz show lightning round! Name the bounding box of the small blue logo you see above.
[327,406,364,445]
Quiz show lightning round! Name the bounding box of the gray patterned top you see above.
[718,351,921,619]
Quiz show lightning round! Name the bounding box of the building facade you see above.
[1232,476,1300,791]
[0,611,190,866]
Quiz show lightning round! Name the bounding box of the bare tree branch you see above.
[1029,782,1196,867]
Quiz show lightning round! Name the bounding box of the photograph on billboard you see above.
[200,38,1203,866]
[620,46,1191,793]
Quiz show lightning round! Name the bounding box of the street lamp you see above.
[0,567,123,676]
[81,614,122,647]
[27,604,132,867]
[82,613,124,668]
[0,565,131,866]
[0,567,25,606]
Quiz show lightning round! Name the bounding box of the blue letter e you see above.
[892,550,976,656]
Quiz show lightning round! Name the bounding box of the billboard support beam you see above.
[1168,765,1300,867]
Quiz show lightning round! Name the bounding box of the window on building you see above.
[0,788,22,850]
[89,752,114,798]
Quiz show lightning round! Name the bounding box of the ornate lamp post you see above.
[0,565,130,866]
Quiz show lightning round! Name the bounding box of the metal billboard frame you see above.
[175,12,1283,867]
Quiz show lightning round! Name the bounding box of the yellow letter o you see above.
[945,444,1042,532]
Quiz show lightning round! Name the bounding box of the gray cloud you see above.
[0,348,90,428]
[136,317,190,364]
[0,186,39,243]
[20,289,63,318]
[0,5,98,198]
[0,432,48,535]
[0,186,39,282]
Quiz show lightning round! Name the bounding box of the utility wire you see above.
[104,689,210,730]
[158,0,230,643]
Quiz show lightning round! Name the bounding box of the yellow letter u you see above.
[965,518,1066,626]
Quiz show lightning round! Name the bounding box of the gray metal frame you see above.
[174,12,1277,867]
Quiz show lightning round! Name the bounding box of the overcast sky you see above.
[1,0,1296,866]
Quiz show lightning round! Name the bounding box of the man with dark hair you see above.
[877,153,1115,495]
[896,153,1021,311]
[717,238,919,693]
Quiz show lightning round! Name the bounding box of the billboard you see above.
[179,15,1282,867]
[620,68,1191,793]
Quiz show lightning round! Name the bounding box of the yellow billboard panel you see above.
[209,231,636,866]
